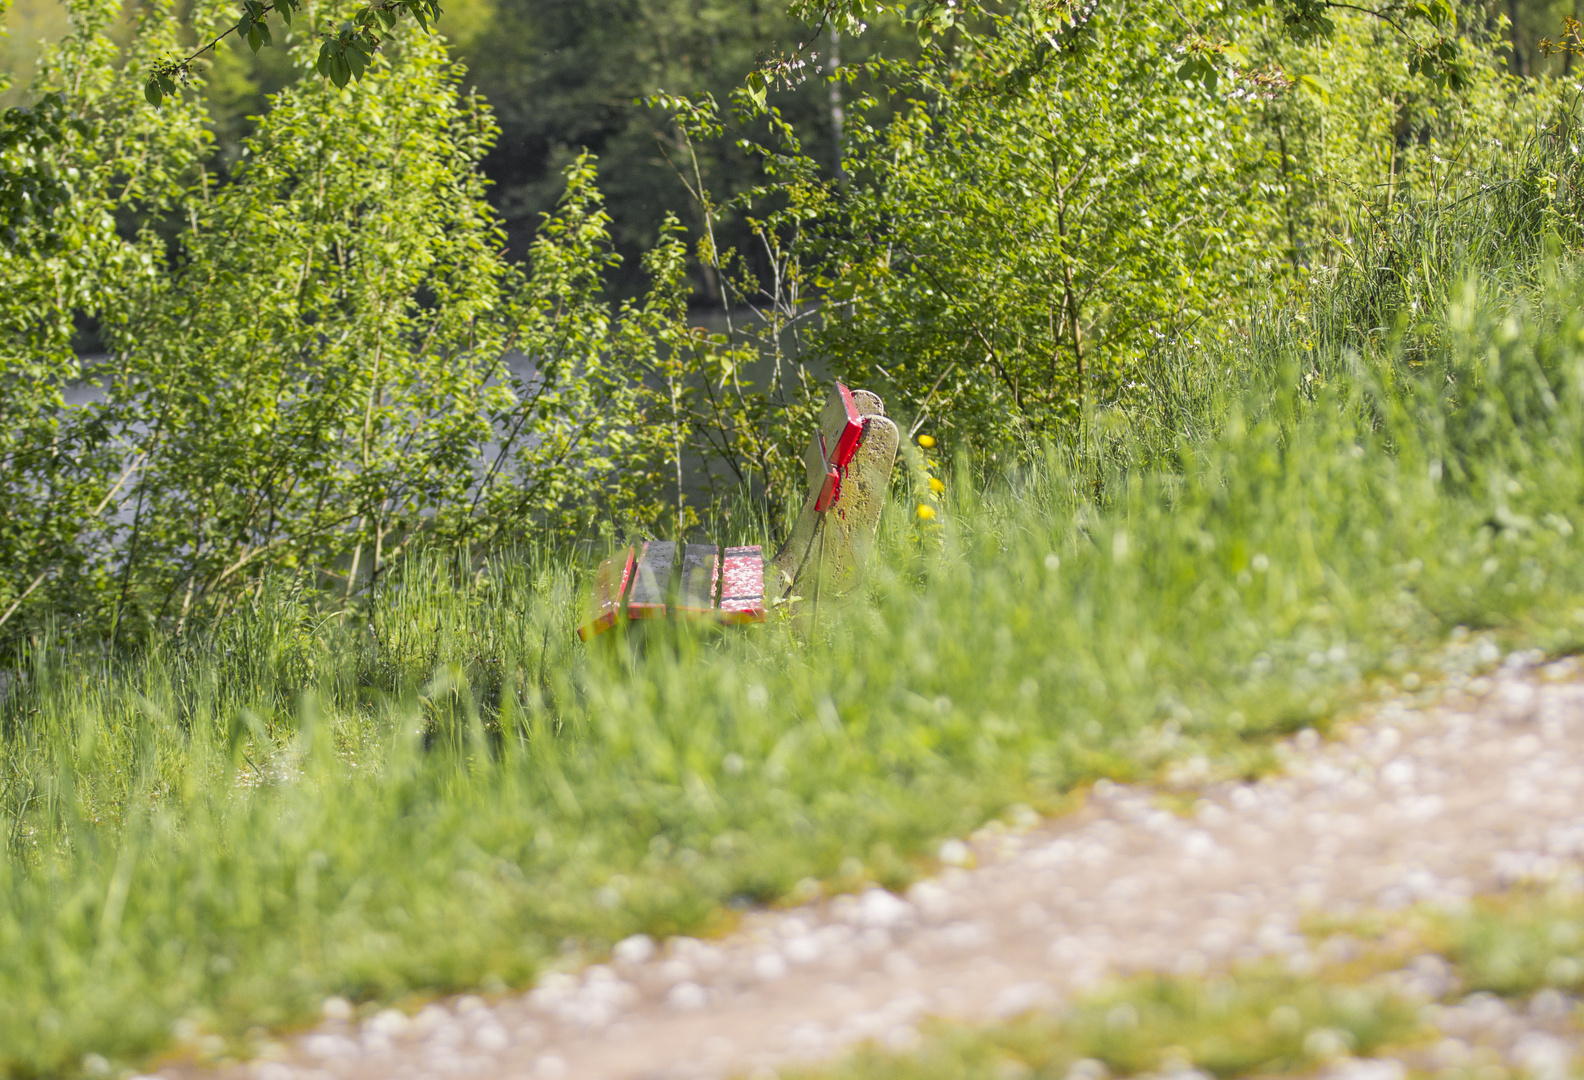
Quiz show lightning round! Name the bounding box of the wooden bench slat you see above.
[677,543,719,618]
[627,540,675,619]
[576,545,636,640]
[807,385,864,514]
[771,383,899,604]
[718,545,766,623]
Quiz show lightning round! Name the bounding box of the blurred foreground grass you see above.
[12,262,1584,1075]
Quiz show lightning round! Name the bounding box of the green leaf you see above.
[278,0,293,27]
[1297,73,1329,102]
[247,25,263,52]
[331,53,352,87]
[144,79,163,106]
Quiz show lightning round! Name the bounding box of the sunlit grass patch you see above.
[1301,886,1584,1004]
[1426,890,1584,998]
[790,966,1426,1080]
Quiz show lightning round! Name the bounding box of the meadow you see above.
[10,160,1584,1072]
[11,0,1584,1069]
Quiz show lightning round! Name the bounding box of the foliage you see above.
[806,4,1281,446]
[794,0,1480,90]
[0,11,689,649]
[0,91,85,246]
[143,0,444,104]
[634,0,1576,482]
[112,31,520,629]
[6,0,1582,645]
[0,0,216,642]
[457,0,912,287]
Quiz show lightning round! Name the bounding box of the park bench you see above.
[577,382,900,639]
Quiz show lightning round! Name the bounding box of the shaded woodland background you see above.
[0,0,1559,287]
[1,0,909,296]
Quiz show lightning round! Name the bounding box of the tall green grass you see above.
[10,249,1584,1075]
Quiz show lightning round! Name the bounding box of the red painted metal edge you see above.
[577,610,616,640]
[828,383,864,469]
[809,384,865,514]
[813,467,840,513]
[617,547,636,599]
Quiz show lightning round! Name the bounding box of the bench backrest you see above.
[771,383,899,603]
[576,382,895,638]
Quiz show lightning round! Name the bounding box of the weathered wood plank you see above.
[627,540,676,620]
[818,408,898,592]
[772,383,898,604]
[677,543,720,618]
[576,546,636,641]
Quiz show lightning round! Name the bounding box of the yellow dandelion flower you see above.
[916,504,936,521]
[917,434,935,448]
[928,477,945,495]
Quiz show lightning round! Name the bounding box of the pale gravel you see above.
[158,648,1584,1080]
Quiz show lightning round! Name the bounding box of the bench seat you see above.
[578,541,766,639]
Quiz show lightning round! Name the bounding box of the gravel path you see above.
[165,650,1584,1080]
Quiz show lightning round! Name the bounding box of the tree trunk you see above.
[1510,0,1530,77]
[829,26,845,182]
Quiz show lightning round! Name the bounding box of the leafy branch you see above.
[1539,14,1584,58]
[144,0,442,106]
[0,93,88,247]
[790,0,1472,95]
